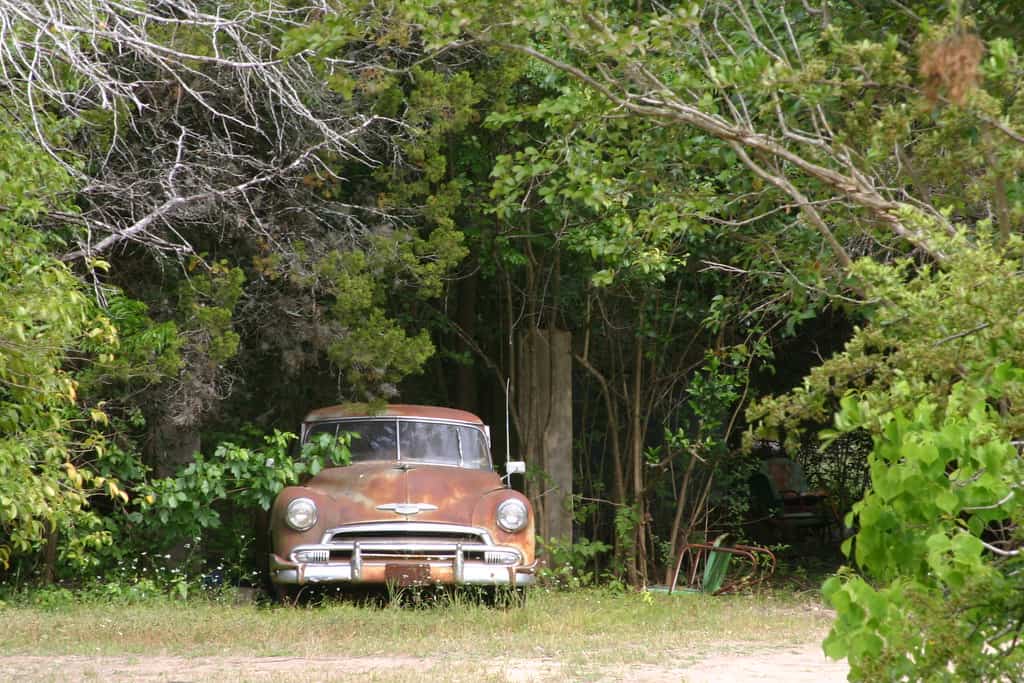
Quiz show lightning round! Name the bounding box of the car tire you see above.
[273,583,302,606]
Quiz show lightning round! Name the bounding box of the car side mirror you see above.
[505,461,526,475]
[502,460,525,486]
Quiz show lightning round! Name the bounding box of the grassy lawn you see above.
[0,588,834,677]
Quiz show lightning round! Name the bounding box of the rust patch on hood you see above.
[306,461,504,527]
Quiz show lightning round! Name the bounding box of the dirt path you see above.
[679,642,848,682]
[1,644,849,682]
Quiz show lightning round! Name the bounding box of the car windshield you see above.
[304,419,491,470]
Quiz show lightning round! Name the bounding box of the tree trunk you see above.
[147,414,201,563]
[148,415,201,479]
[630,340,648,586]
[664,454,697,586]
[41,520,59,585]
[518,328,574,551]
[574,351,635,585]
[454,269,479,413]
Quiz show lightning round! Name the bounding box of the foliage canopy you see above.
[4,1,1024,677]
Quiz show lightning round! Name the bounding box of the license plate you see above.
[385,563,431,586]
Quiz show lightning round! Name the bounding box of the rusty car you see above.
[268,404,536,600]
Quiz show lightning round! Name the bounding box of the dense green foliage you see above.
[0,0,476,581]
[823,378,1024,679]
[4,0,1024,677]
[387,1,1024,676]
[0,121,116,570]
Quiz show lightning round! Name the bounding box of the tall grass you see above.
[0,587,832,667]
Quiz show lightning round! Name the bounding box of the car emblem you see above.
[376,503,439,516]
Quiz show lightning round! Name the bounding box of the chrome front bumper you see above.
[270,523,536,587]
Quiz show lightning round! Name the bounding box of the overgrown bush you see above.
[823,377,1024,680]
[5,432,350,591]
[537,536,612,590]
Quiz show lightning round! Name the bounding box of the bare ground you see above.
[0,642,848,682]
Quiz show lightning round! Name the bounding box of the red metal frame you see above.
[668,542,776,595]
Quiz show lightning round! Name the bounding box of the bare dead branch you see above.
[1,0,404,260]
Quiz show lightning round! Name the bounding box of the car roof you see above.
[303,403,485,425]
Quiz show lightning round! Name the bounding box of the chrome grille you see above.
[293,549,329,563]
[325,522,490,546]
[289,522,522,568]
[484,550,519,565]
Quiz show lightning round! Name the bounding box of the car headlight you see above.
[285,497,318,531]
[496,498,528,533]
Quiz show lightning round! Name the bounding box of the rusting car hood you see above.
[304,461,504,527]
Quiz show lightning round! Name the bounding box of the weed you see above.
[0,588,833,662]
[537,536,611,589]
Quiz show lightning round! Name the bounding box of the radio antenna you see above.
[505,377,511,465]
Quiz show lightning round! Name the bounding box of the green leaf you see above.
[935,490,958,514]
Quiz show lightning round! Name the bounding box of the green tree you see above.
[0,1,473,575]
[0,119,119,569]
[462,9,838,584]
[822,376,1024,680]
[390,0,1024,671]
[755,233,1024,680]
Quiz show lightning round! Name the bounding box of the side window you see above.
[305,422,338,442]
[458,427,492,470]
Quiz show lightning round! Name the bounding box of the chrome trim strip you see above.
[291,541,521,561]
[352,542,362,581]
[375,502,439,516]
[305,415,486,429]
[321,522,494,546]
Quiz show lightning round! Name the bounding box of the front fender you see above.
[270,485,331,559]
[472,489,535,562]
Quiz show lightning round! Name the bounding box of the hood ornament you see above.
[376,502,438,516]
